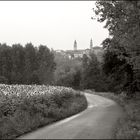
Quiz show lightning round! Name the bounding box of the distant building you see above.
[65,49,90,59]
[74,40,77,51]
[90,38,93,49]
[54,39,104,61]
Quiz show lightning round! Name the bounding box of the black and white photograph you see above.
[0,0,139,139]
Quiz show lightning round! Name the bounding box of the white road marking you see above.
[57,104,97,126]
[88,104,94,108]
[88,104,98,108]
[59,103,97,125]
[55,113,81,124]
[53,103,97,126]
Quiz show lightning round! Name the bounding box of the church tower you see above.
[74,40,77,51]
[90,38,93,49]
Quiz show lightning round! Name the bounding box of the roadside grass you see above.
[0,85,88,139]
[85,90,140,139]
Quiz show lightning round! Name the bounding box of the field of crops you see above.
[0,84,87,139]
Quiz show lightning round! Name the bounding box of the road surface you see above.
[18,92,123,139]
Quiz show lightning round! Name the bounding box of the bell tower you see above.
[90,38,93,49]
[74,40,77,51]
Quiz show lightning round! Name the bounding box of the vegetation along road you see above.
[18,92,124,139]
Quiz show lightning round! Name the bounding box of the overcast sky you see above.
[0,1,109,50]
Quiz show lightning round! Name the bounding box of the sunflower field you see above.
[0,84,87,139]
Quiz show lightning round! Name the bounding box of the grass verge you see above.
[85,90,140,139]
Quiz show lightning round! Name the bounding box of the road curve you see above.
[18,93,123,139]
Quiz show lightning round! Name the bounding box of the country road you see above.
[18,92,123,139]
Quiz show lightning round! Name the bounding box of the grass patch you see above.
[0,84,88,139]
[85,90,140,139]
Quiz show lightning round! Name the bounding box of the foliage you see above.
[93,0,140,95]
[0,43,55,85]
[102,40,134,93]
[0,84,87,139]
[54,51,110,92]
[37,45,56,85]
[0,76,8,84]
[54,52,82,89]
[80,53,108,91]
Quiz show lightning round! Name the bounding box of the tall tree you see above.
[0,44,12,83]
[11,44,25,84]
[37,45,56,85]
[24,43,38,84]
[80,52,102,91]
[94,0,140,95]
[0,42,56,85]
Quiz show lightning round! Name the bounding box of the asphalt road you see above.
[18,93,123,139]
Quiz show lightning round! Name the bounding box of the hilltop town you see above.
[54,39,104,62]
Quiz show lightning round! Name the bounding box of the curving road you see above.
[18,93,123,139]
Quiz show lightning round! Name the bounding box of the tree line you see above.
[93,0,140,96]
[0,43,55,85]
[54,51,109,92]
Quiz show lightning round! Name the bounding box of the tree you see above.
[0,76,8,84]
[94,1,140,95]
[54,52,82,88]
[37,45,56,85]
[11,44,25,84]
[0,44,12,84]
[0,42,56,85]
[80,52,103,91]
[24,43,38,84]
